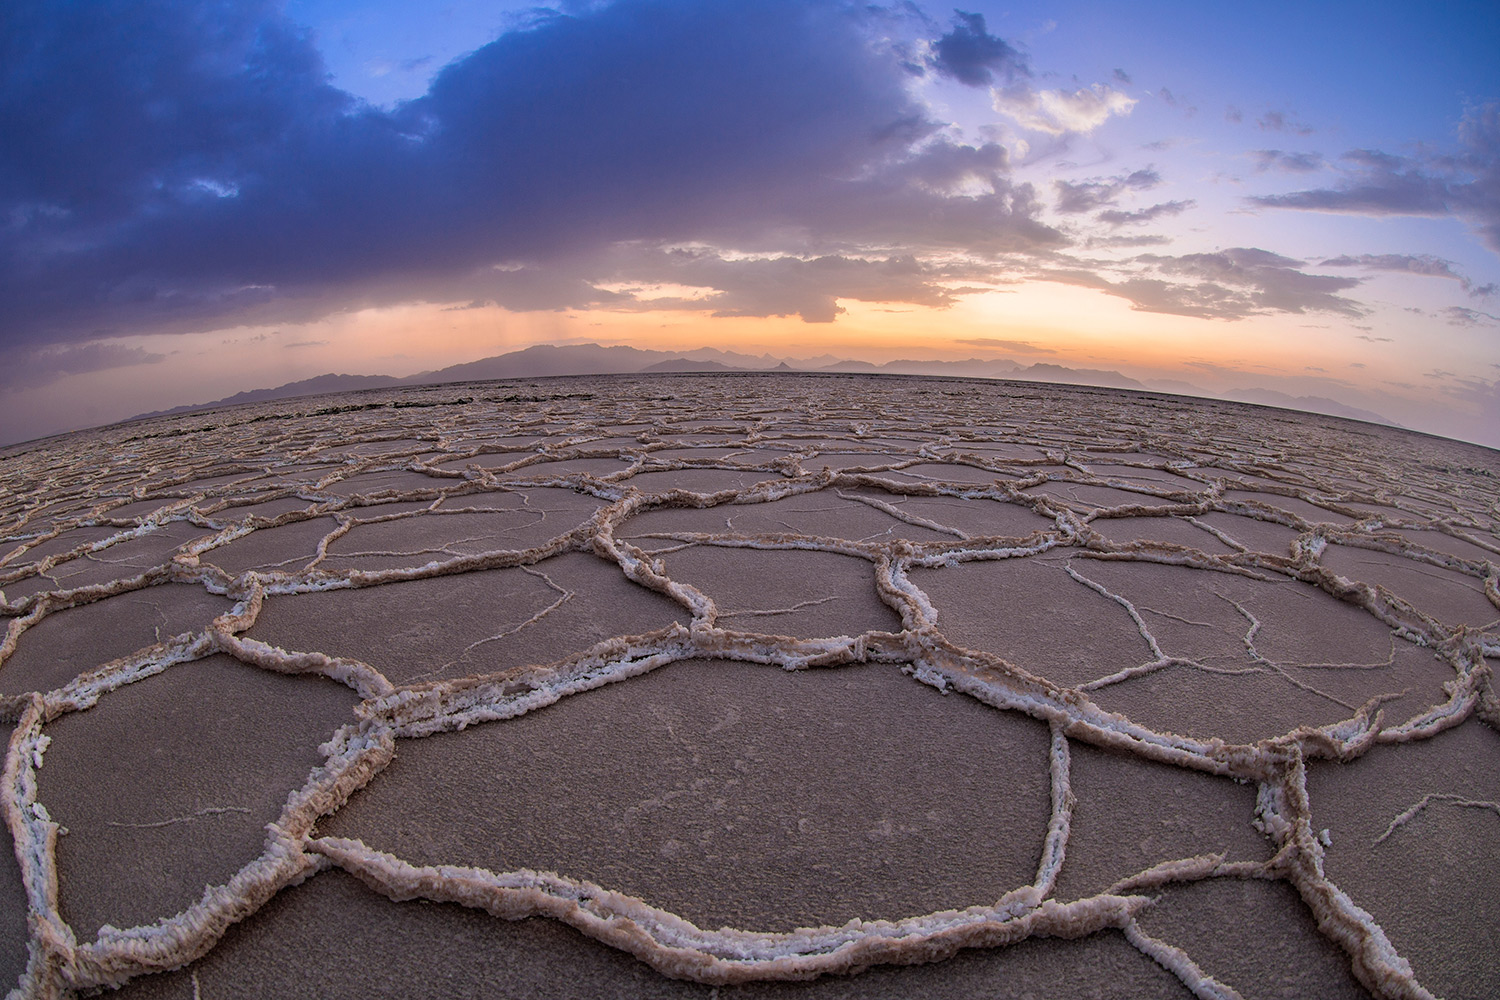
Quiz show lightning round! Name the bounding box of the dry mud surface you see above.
[1,373,1497,1000]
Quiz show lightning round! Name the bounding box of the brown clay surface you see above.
[2,373,1496,999]
[36,654,359,940]
[1306,717,1500,1000]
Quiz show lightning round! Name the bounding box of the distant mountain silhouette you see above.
[132,372,403,419]
[1014,363,1146,390]
[639,358,750,373]
[1224,388,1393,426]
[819,358,1020,377]
[125,341,1398,428]
[399,342,679,382]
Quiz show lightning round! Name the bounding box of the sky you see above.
[2,0,1499,447]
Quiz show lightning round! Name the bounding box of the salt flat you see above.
[1,373,1496,1000]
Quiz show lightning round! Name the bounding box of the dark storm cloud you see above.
[929,11,1026,87]
[0,0,345,222]
[2,0,1071,347]
[1250,103,1500,253]
[1319,253,1495,296]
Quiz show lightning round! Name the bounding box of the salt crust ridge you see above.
[0,373,1496,998]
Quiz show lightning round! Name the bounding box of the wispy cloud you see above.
[1251,149,1325,173]
[1054,169,1159,213]
[1257,110,1315,135]
[1039,247,1365,320]
[1442,305,1500,325]
[1319,253,1495,296]
[954,337,1056,354]
[1097,200,1195,227]
[1250,102,1500,252]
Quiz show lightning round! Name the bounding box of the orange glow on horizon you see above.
[95,280,1426,417]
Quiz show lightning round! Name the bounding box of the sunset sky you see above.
[2,0,1498,446]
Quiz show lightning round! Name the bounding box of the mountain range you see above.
[130,342,1397,427]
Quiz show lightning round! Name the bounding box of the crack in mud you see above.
[1,373,1497,999]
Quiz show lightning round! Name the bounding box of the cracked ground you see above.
[1,373,1497,1000]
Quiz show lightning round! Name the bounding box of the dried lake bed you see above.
[1,373,1497,1000]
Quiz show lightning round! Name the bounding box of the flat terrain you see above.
[1,373,1496,999]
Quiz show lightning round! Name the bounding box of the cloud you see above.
[1112,68,1131,85]
[1249,102,1500,253]
[0,341,165,390]
[1252,151,1450,215]
[285,339,330,348]
[3,0,1074,343]
[1355,334,1393,342]
[954,337,1056,354]
[1251,150,1325,173]
[929,11,1025,87]
[1154,88,1195,115]
[1442,305,1500,326]
[490,245,985,323]
[1257,111,1314,136]
[991,83,1137,136]
[1319,253,1494,296]
[1096,200,1195,226]
[1051,168,1191,232]
[1083,234,1172,248]
[1039,247,1365,320]
[1145,248,1365,314]
[666,252,960,323]
[1053,169,1159,213]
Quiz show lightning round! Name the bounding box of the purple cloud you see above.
[1250,103,1500,253]
[0,0,1073,347]
[1054,168,1160,213]
[1319,253,1494,296]
[1251,150,1325,173]
[929,11,1027,87]
[1039,247,1365,320]
[1096,200,1196,227]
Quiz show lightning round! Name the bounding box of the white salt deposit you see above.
[0,373,1496,999]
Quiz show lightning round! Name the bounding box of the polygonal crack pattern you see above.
[318,659,1052,933]
[38,655,360,941]
[1,373,1497,999]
